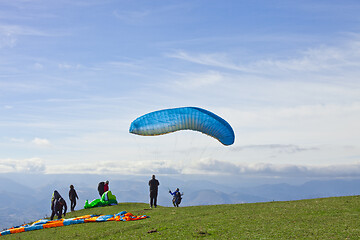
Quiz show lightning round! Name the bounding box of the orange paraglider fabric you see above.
[0,211,148,237]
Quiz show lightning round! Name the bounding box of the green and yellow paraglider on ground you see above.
[84,191,118,209]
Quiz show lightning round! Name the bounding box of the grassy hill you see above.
[3,196,360,239]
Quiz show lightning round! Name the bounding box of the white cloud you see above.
[184,158,360,178]
[0,158,45,173]
[231,144,318,154]
[0,81,46,93]
[32,138,50,146]
[0,24,54,37]
[167,50,248,72]
[226,102,360,146]
[112,4,185,24]
[250,42,360,74]
[186,158,240,175]
[58,63,82,69]
[45,160,182,175]
[43,157,360,179]
[0,24,53,48]
[10,138,24,143]
[33,62,44,70]
[0,34,16,48]
[113,10,151,24]
[174,71,223,89]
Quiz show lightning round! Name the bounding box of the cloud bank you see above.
[231,144,318,154]
[0,158,45,173]
[40,158,360,179]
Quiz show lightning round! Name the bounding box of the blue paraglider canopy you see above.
[129,107,235,146]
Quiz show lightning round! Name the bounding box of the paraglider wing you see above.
[129,107,235,146]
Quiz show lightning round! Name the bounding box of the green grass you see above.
[3,196,360,239]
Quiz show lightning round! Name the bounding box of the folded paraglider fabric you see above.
[0,211,148,237]
[84,191,118,209]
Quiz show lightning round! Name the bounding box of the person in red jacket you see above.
[98,180,109,197]
[104,180,109,192]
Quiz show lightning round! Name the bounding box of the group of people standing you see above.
[50,176,181,220]
[50,180,110,220]
[148,175,182,208]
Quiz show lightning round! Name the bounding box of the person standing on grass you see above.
[69,185,79,211]
[50,190,67,220]
[148,175,160,208]
[51,190,61,212]
[50,197,67,220]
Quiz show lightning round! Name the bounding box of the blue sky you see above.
[1,0,360,180]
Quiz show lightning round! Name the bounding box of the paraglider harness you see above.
[98,181,105,196]
[169,189,182,207]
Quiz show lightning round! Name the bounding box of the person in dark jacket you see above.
[50,197,67,220]
[98,181,105,197]
[69,185,79,211]
[148,175,159,208]
[50,190,67,220]
[51,190,61,211]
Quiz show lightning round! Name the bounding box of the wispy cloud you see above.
[185,158,360,178]
[231,144,318,154]
[251,42,360,74]
[45,160,182,175]
[174,71,224,89]
[167,37,360,76]
[113,10,151,24]
[0,24,59,49]
[113,3,188,25]
[167,50,249,72]
[10,138,24,143]
[0,24,52,37]
[0,82,45,92]
[0,158,45,173]
[58,63,82,70]
[33,63,44,70]
[32,138,50,146]
[226,102,360,146]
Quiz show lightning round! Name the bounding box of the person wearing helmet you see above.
[169,188,182,207]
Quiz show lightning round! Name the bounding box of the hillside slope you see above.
[2,196,360,239]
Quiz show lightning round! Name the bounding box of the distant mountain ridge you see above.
[1,174,359,229]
